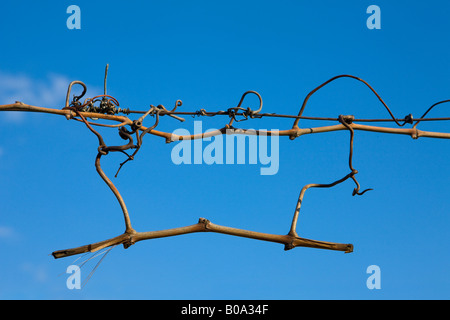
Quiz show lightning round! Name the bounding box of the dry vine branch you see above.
[1,65,449,259]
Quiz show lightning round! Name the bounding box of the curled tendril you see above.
[228,90,263,125]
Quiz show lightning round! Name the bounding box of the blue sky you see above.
[0,1,449,299]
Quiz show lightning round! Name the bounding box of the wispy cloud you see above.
[20,262,49,284]
[0,71,70,106]
[0,225,23,247]
[0,225,18,239]
[0,71,71,123]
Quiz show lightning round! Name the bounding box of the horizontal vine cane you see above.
[1,65,449,259]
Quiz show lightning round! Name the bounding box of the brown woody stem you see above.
[1,103,445,259]
[51,217,353,259]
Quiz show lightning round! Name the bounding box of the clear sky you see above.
[0,1,449,300]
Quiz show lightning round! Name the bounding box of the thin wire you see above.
[292,74,410,128]
[125,109,450,123]
[81,245,117,288]
[413,99,450,129]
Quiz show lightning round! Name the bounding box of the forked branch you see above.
[51,217,353,259]
[1,67,449,259]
